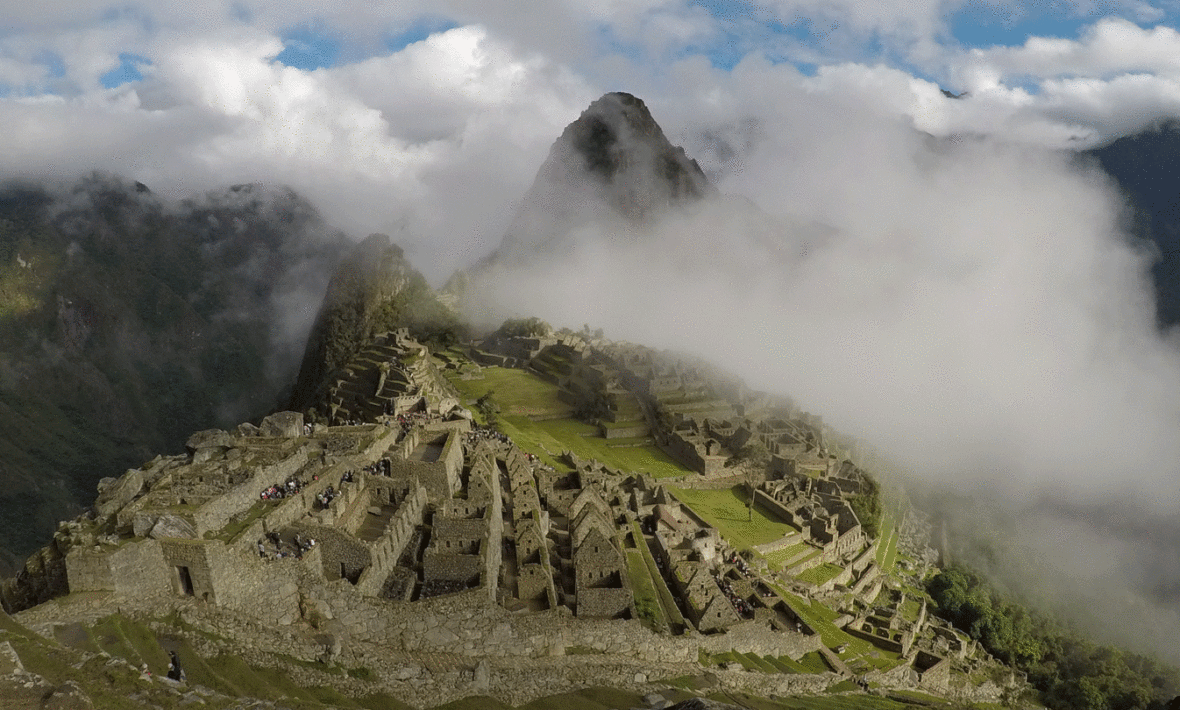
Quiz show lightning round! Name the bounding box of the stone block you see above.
[95,469,143,519]
[236,422,260,437]
[132,513,158,538]
[186,429,234,453]
[150,515,197,540]
[260,412,304,438]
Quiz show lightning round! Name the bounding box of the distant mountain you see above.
[1084,122,1180,327]
[481,91,714,265]
[0,175,350,570]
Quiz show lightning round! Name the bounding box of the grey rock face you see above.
[132,513,158,538]
[186,429,234,452]
[150,515,197,540]
[260,412,304,438]
[95,470,143,519]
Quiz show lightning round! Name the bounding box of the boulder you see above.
[132,513,158,539]
[185,429,233,452]
[149,515,197,540]
[236,422,260,437]
[259,412,304,438]
[95,470,143,518]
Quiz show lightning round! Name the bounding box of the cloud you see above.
[473,57,1180,513]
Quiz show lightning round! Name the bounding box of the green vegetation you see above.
[874,510,899,572]
[725,439,771,470]
[702,689,988,709]
[928,565,1180,710]
[669,486,796,550]
[494,317,551,338]
[451,367,569,417]
[848,475,882,539]
[446,366,691,478]
[626,549,667,630]
[771,585,902,672]
[761,542,812,571]
[796,563,844,586]
[630,521,687,627]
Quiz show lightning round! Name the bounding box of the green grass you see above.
[796,563,844,586]
[704,690,946,709]
[446,366,569,417]
[448,364,691,478]
[761,542,811,570]
[669,486,797,550]
[770,585,902,672]
[516,687,646,710]
[531,417,688,477]
[797,651,834,674]
[627,549,668,631]
[630,521,687,627]
[875,511,899,572]
[900,597,922,623]
[213,500,273,543]
[740,652,781,673]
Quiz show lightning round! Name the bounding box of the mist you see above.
[466,79,1180,661]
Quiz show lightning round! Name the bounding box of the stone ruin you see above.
[0,331,1022,709]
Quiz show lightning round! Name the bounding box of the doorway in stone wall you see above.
[176,566,194,596]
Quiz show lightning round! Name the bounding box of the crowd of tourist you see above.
[256,531,316,560]
[464,426,510,448]
[365,458,393,477]
[727,551,752,577]
[259,477,304,501]
[392,410,436,432]
[316,485,338,510]
[713,571,755,619]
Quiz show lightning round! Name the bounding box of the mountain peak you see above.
[550,91,712,212]
[479,92,713,265]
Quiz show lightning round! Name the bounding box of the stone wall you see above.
[577,587,632,619]
[599,423,650,439]
[192,448,309,535]
[388,431,462,501]
[208,543,302,627]
[355,484,427,597]
[160,539,218,602]
[297,525,371,584]
[108,540,171,599]
[752,489,796,527]
[294,578,823,669]
[63,549,114,593]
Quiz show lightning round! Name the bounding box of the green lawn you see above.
[796,563,845,586]
[761,542,812,570]
[670,486,797,550]
[626,549,668,631]
[875,511,899,572]
[771,584,903,672]
[446,367,570,417]
[448,366,691,478]
[631,521,687,627]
